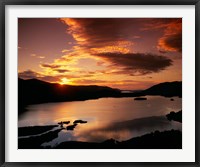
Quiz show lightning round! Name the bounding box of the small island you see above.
[134,97,147,100]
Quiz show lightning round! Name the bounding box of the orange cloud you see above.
[141,18,182,53]
[59,18,135,54]
[157,19,182,53]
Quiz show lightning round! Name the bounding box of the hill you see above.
[18,78,121,113]
[143,81,182,97]
[18,78,182,114]
[125,81,182,98]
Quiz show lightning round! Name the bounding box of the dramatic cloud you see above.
[18,70,41,79]
[158,31,182,53]
[94,52,173,75]
[60,18,138,53]
[141,18,182,53]
[56,18,179,77]
[157,19,182,52]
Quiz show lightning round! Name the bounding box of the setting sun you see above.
[59,77,70,85]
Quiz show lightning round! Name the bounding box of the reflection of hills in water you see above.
[106,116,180,131]
[18,113,182,149]
[70,115,181,143]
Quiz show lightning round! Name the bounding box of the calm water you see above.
[19,96,182,147]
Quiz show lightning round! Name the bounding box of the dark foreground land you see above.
[18,125,58,137]
[18,129,181,149]
[18,128,63,149]
[55,130,181,149]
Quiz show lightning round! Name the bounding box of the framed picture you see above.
[0,0,199,166]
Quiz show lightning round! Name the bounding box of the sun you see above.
[59,77,70,85]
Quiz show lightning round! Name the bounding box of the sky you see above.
[18,18,182,90]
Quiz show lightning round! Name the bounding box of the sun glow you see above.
[59,77,71,85]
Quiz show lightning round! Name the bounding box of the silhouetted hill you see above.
[124,81,182,98]
[18,78,121,113]
[143,81,182,97]
[18,78,182,114]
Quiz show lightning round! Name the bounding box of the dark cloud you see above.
[158,32,182,52]
[60,18,182,56]
[40,63,71,74]
[60,18,144,50]
[18,70,59,82]
[95,52,172,75]
[18,70,40,79]
[40,63,61,69]
[40,61,73,74]
[54,69,70,73]
[157,19,182,53]
[140,18,182,53]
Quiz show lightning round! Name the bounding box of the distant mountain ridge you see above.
[18,78,182,114]
[18,78,121,113]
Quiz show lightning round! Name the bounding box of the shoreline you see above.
[18,129,182,149]
[18,111,182,149]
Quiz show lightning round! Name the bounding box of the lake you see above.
[18,96,182,147]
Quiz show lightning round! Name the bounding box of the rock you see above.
[67,124,77,130]
[58,121,63,127]
[63,121,70,124]
[73,120,87,124]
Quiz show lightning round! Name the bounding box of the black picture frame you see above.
[0,0,199,166]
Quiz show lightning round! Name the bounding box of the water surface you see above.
[18,96,182,147]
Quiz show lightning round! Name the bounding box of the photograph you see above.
[18,18,182,149]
